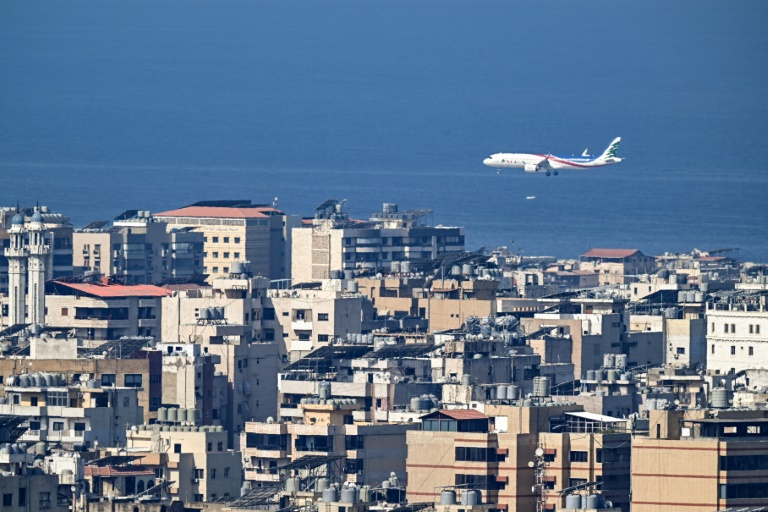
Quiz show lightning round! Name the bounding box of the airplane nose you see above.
[483,158,492,166]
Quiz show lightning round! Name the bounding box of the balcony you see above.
[291,320,313,331]
[245,469,280,482]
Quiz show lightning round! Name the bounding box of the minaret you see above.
[4,208,28,326]
[27,205,50,327]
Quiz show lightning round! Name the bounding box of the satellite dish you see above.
[535,448,544,457]
[527,461,535,468]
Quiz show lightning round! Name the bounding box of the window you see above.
[223,267,229,273]
[52,422,64,432]
[124,374,142,387]
[234,237,240,244]
[234,252,240,258]
[596,449,603,463]
[174,443,182,454]
[218,442,223,451]
[711,322,715,332]
[224,237,229,243]
[731,346,736,355]
[712,344,715,354]
[676,347,685,355]
[39,492,51,509]
[29,421,41,431]
[195,468,204,479]
[207,442,212,451]
[3,494,12,507]
[18,489,25,508]
[212,237,219,243]
[101,374,116,386]
[757,324,761,334]
[212,251,219,258]
[194,494,203,503]
[724,324,729,333]
[318,334,329,342]
[569,478,587,487]
[224,252,230,258]
[318,313,329,321]
[224,467,230,477]
[749,347,754,356]
[209,468,216,479]
[731,323,736,333]
[74,422,85,432]
[61,307,68,316]
[750,324,754,334]
[570,451,589,462]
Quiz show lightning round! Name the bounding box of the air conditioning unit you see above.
[191,478,199,484]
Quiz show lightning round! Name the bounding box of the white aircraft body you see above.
[483,137,622,176]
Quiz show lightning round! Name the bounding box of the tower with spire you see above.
[4,207,29,326]
[27,204,50,327]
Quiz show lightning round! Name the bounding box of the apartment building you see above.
[242,399,416,489]
[155,200,299,281]
[579,249,655,286]
[632,408,768,511]
[123,426,242,503]
[0,337,163,423]
[0,373,143,449]
[265,280,374,361]
[706,291,768,374]
[73,210,204,284]
[406,404,631,511]
[292,201,464,284]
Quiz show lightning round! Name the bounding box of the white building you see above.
[706,292,768,374]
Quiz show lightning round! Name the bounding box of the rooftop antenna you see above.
[272,196,279,208]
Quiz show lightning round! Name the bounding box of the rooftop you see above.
[49,280,172,298]
[581,248,641,259]
[156,200,283,219]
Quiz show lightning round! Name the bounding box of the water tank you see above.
[460,490,478,506]
[35,442,46,455]
[4,376,14,386]
[30,374,40,387]
[621,373,632,381]
[523,399,533,407]
[603,354,615,368]
[340,487,357,503]
[419,395,432,411]
[462,264,474,276]
[677,291,686,303]
[451,265,462,276]
[533,376,551,397]
[410,397,422,412]
[646,398,658,411]
[322,487,338,503]
[695,292,704,302]
[460,374,471,386]
[86,379,99,388]
[167,407,178,423]
[686,291,696,303]
[565,494,582,510]
[359,486,371,503]
[401,261,411,274]
[508,385,518,400]
[700,282,709,292]
[330,270,342,280]
[496,385,508,400]
[391,261,401,273]
[669,274,678,285]
[607,370,618,382]
[615,354,627,369]
[315,478,329,492]
[216,306,226,319]
[586,370,596,380]
[440,490,457,505]
[580,495,589,509]
[319,381,332,400]
[19,375,30,387]
[382,479,391,489]
[344,270,355,280]
[199,308,211,321]
[587,495,599,509]
[712,388,729,408]
[488,386,496,400]
[157,408,168,422]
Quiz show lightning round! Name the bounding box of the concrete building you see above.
[579,249,655,286]
[265,280,374,362]
[706,291,768,374]
[242,399,416,489]
[40,278,169,340]
[124,426,242,503]
[73,210,204,284]
[291,201,464,284]
[406,404,631,512]
[632,408,768,511]
[155,200,299,282]
[0,373,143,449]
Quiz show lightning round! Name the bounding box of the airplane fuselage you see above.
[483,137,623,174]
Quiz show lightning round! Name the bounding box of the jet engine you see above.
[524,164,540,173]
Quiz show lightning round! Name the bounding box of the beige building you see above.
[74,211,204,284]
[706,292,768,374]
[632,408,768,511]
[242,399,416,488]
[122,426,241,503]
[292,201,464,284]
[579,249,655,286]
[264,280,374,361]
[155,200,299,282]
[406,405,631,512]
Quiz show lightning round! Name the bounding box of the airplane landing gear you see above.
[497,168,501,175]
[553,171,559,176]
[545,171,551,176]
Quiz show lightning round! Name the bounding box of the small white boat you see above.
[526,196,536,200]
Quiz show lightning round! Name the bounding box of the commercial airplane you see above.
[483,137,622,176]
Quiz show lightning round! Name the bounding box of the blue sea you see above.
[1,0,767,260]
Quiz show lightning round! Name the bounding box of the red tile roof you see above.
[53,281,172,298]
[155,206,281,219]
[85,466,155,477]
[581,249,641,259]
[437,409,488,420]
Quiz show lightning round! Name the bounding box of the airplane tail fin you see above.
[595,137,621,163]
